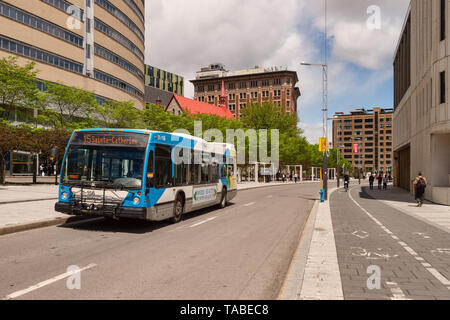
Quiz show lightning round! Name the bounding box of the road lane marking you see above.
[190,217,217,228]
[348,188,450,292]
[4,264,97,300]
[242,202,256,207]
[386,282,410,300]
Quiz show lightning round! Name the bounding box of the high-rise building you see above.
[332,108,394,176]
[144,65,184,106]
[0,0,146,110]
[190,64,301,119]
[393,1,450,205]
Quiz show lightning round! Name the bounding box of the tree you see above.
[96,100,143,128]
[0,56,42,122]
[39,82,98,129]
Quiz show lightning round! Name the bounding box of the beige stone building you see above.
[394,1,450,205]
[0,0,145,110]
[190,64,301,119]
[332,108,394,176]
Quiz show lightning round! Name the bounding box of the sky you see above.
[144,0,410,144]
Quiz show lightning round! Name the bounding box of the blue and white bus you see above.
[55,129,237,223]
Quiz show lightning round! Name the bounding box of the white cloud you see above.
[299,121,326,145]
[145,0,410,134]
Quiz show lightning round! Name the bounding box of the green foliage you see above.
[0,56,41,110]
[38,82,98,129]
[96,100,143,129]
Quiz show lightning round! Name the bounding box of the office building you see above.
[190,64,301,119]
[332,108,394,176]
[393,1,450,205]
[0,0,146,175]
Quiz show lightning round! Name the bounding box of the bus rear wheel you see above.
[219,189,227,209]
[172,195,184,224]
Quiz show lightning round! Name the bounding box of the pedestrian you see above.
[383,175,388,190]
[369,174,375,190]
[282,174,286,183]
[377,174,383,190]
[39,163,45,177]
[294,173,298,183]
[413,172,428,207]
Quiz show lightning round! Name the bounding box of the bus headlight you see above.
[61,192,69,200]
[133,197,141,205]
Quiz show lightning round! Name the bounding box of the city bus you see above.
[55,129,237,223]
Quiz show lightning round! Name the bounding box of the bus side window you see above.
[155,145,172,188]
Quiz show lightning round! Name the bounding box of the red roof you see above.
[166,94,235,120]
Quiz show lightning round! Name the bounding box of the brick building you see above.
[332,108,394,176]
[190,64,301,119]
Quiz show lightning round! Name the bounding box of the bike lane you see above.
[330,186,450,300]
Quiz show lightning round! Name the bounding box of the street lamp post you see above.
[301,62,328,200]
[328,115,340,188]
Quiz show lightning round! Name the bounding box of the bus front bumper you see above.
[55,202,147,220]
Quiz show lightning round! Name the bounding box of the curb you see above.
[0,198,58,205]
[0,216,98,237]
[278,200,319,300]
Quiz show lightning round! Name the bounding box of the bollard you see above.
[319,189,325,203]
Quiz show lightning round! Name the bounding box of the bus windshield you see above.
[61,145,146,190]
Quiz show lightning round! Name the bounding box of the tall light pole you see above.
[302,62,329,199]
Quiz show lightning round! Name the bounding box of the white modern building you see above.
[394,0,450,205]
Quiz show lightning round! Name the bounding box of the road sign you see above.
[319,138,329,152]
[353,143,359,154]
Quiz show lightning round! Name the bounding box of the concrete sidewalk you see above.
[363,186,450,233]
[0,181,315,236]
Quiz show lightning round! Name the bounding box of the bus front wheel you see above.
[172,195,184,224]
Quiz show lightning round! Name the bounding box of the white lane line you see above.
[190,217,217,228]
[348,188,450,291]
[4,264,97,300]
[386,282,410,300]
[242,202,256,207]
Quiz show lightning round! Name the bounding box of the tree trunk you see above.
[32,153,37,184]
[0,153,5,185]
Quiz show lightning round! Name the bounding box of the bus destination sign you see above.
[71,132,149,148]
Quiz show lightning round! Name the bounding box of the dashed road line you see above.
[386,282,410,300]
[348,188,450,292]
[3,263,97,300]
[189,217,217,228]
[242,202,256,207]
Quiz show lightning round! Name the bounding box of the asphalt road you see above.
[0,183,319,300]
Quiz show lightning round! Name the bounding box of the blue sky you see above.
[145,0,410,143]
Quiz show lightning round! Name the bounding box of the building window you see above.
[250,80,258,88]
[251,92,258,99]
[274,78,281,85]
[208,84,215,91]
[197,86,204,93]
[239,82,247,89]
[442,0,446,41]
[229,104,236,112]
[262,91,269,98]
[229,83,235,90]
[440,71,446,104]
[262,80,269,87]
[240,92,247,100]
[229,93,236,101]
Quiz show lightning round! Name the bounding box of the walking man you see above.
[377,174,383,190]
[369,174,375,190]
[414,172,428,207]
